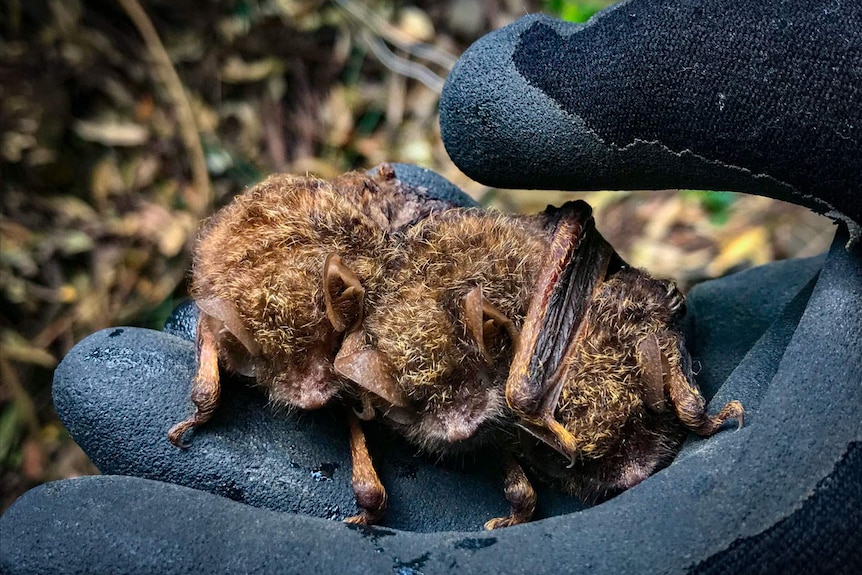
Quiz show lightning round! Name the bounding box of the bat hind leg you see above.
[168,314,222,447]
[344,413,387,525]
[484,458,537,530]
[666,358,744,436]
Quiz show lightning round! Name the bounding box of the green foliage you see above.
[203,141,263,189]
[682,190,738,225]
[543,0,618,23]
[0,404,22,468]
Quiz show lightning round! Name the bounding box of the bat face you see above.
[188,171,387,411]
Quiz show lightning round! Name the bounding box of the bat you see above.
[169,165,743,528]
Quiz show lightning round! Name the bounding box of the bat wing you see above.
[505,201,617,461]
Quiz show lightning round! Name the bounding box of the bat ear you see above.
[324,253,365,332]
[334,329,410,408]
[462,286,521,364]
[196,297,261,357]
[375,162,396,181]
[636,333,668,413]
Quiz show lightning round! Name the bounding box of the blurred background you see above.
[0,0,835,512]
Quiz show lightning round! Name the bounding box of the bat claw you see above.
[484,512,531,530]
[709,399,744,433]
[344,514,369,526]
[167,420,194,448]
[344,508,385,526]
[727,400,745,430]
[517,417,578,464]
[484,516,512,530]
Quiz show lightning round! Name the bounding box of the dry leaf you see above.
[73,118,149,146]
[708,227,772,277]
[220,56,283,84]
[0,331,57,368]
[397,7,435,42]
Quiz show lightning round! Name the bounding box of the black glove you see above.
[2,2,861,573]
[440,1,861,238]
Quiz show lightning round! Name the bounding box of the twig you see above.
[362,32,446,93]
[32,314,74,351]
[116,0,211,216]
[333,0,454,93]
[333,0,458,69]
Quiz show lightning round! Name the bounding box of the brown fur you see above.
[191,171,384,409]
[519,268,735,502]
[172,167,743,529]
[363,209,548,453]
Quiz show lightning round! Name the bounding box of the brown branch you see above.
[116,0,211,216]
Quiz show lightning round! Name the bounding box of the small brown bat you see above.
[168,164,465,523]
[168,164,459,442]
[343,208,549,452]
[169,166,743,529]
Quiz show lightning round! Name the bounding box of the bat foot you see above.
[347,413,387,527]
[715,399,745,431]
[693,399,745,436]
[344,507,385,526]
[484,513,531,530]
[167,419,196,448]
[487,457,537,530]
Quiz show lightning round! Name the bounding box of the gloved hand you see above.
[2,2,860,573]
[439,1,861,239]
